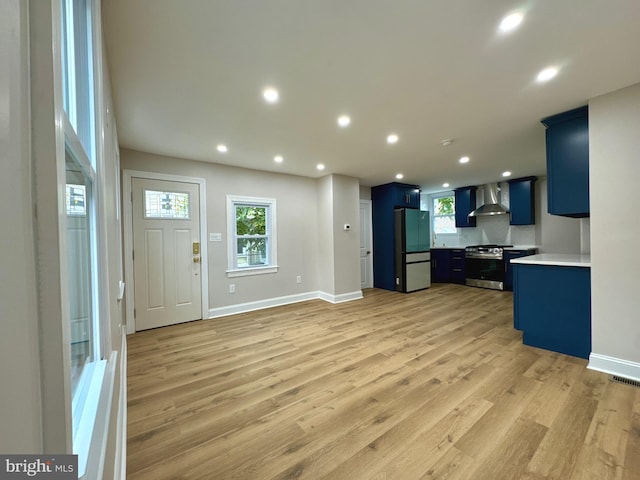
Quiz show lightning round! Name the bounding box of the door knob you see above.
[193,257,201,263]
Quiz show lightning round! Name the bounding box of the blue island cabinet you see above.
[513,263,591,359]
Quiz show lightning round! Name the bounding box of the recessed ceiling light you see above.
[263,87,279,103]
[499,12,524,33]
[395,173,404,180]
[440,139,453,147]
[387,134,399,144]
[317,163,325,171]
[536,67,559,83]
[459,156,470,164]
[217,144,228,153]
[443,182,450,188]
[337,115,351,127]
[502,171,512,177]
[274,155,283,163]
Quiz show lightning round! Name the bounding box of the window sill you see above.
[72,359,107,479]
[227,265,279,278]
[71,352,117,480]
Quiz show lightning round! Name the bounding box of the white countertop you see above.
[510,253,591,267]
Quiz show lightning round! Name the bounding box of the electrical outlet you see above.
[296,276,302,284]
[229,284,235,294]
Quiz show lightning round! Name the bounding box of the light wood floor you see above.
[127,284,640,480]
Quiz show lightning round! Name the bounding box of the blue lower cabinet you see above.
[449,249,466,284]
[504,249,537,291]
[513,264,591,359]
[431,249,451,282]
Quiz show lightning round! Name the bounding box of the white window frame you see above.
[431,192,458,236]
[58,0,112,477]
[226,195,278,277]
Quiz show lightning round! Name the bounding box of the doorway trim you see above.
[123,169,209,334]
[360,199,374,289]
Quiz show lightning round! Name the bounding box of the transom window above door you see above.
[144,189,191,219]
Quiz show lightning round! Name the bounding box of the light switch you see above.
[209,232,222,242]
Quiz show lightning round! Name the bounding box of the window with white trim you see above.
[227,196,278,276]
[432,194,457,234]
[60,0,106,472]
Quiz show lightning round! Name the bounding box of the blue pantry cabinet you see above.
[541,106,590,217]
[454,186,477,228]
[372,182,421,290]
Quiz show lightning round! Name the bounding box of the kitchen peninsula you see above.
[512,254,591,359]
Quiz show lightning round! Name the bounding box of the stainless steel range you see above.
[465,244,512,290]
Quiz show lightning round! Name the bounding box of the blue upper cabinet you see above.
[393,184,420,208]
[454,186,477,228]
[541,106,590,217]
[508,176,537,225]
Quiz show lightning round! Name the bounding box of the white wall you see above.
[122,150,322,309]
[535,178,582,254]
[589,82,640,376]
[0,0,42,453]
[329,175,361,296]
[316,176,335,294]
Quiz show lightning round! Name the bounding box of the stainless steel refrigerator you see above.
[394,208,431,292]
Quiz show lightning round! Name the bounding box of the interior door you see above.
[132,178,202,330]
[359,200,373,289]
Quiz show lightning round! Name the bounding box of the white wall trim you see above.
[113,328,127,480]
[122,169,209,334]
[208,290,363,319]
[317,290,364,304]
[588,353,640,382]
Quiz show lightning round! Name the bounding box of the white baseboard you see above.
[208,290,363,318]
[114,327,127,480]
[317,290,364,304]
[588,353,640,382]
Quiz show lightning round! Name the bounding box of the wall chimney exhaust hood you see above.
[468,183,509,217]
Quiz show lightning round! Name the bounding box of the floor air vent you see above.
[611,375,640,388]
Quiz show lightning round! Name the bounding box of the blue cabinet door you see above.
[504,249,536,291]
[541,106,589,217]
[394,185,420,208]
[454,186,477,228]
[431,249,451,282]
[508,177,536,225]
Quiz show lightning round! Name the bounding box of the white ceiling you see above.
[102,0,640,193]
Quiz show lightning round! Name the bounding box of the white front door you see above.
[359,200,373,289]
[132,178,202,330]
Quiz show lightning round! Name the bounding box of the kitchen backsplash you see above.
[432,214,537,247]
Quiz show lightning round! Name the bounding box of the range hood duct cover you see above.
[468,183,509,217]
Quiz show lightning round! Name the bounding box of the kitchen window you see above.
[227,195,278,277]
[432,194,457,234]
